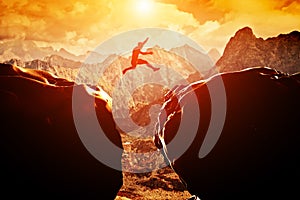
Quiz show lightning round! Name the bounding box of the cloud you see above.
[0,0,112,53]
[157,0,229,23]
[158,0,300,52]
[0,0,299,55]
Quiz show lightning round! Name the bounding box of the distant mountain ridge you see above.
[0,39,51,62]
[0,39,107,63]
[170,44,214,73]
[216,27,300,74]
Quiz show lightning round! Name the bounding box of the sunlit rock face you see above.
[0,64,123,199]
[155,67,300,199]
[216,27,300,74]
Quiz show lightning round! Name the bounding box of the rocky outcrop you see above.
[0,64,123,199]
[216,27,300,74]
[155,67,300,199]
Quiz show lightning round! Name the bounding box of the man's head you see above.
[137,42,143,48]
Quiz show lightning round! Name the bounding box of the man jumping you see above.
[122,37,159,74]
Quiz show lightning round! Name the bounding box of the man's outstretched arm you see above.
[141,37,149,45]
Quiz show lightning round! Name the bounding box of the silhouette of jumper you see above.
[122,37,159,74]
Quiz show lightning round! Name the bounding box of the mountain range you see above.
[1,27,299,76]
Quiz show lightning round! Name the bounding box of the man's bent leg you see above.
[137,59,160,71]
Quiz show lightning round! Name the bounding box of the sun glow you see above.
[135,0,154,14]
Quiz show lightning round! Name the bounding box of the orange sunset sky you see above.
[1,0,299,55]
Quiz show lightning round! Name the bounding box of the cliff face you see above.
[216,27,300,74]
[0,64,123,198]
[155,67,300,199]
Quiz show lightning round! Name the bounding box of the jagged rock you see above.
[43,54,82,69]
[216,27,300,74]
